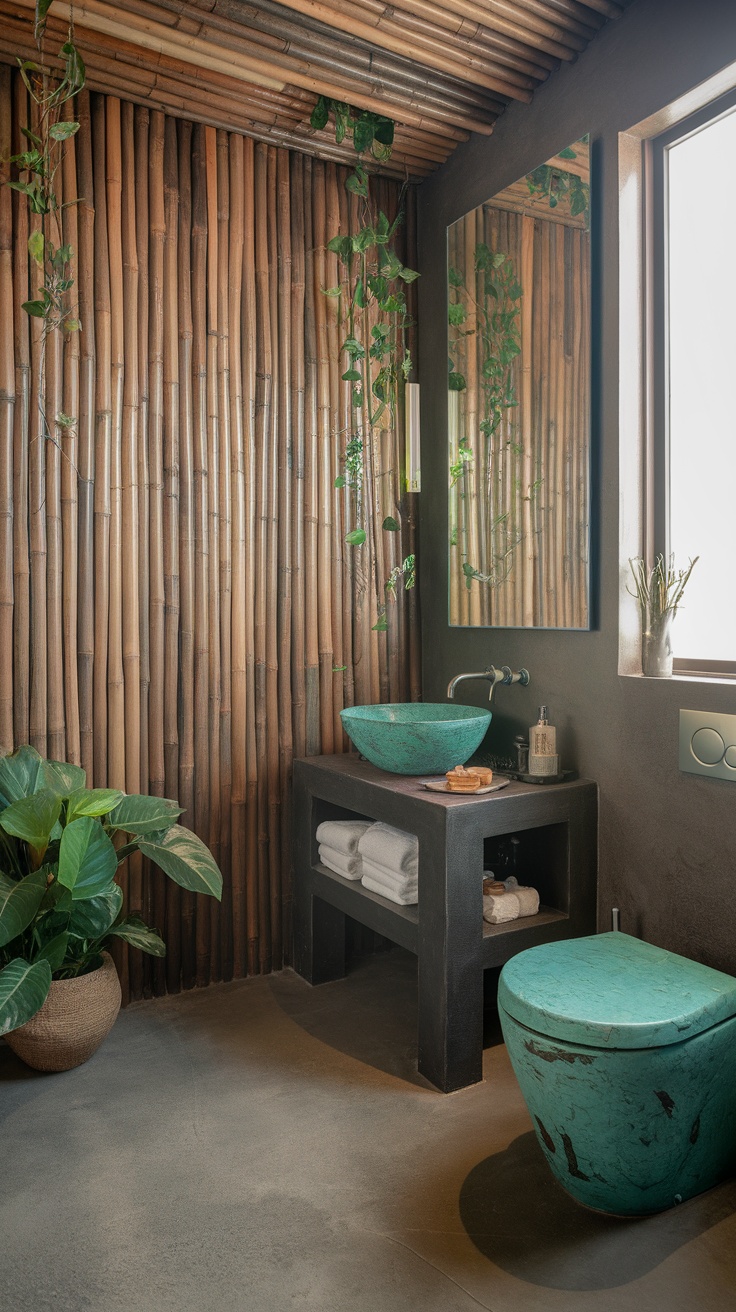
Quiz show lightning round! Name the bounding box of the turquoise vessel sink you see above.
[340,703,491,776]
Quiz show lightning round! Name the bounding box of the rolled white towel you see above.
[318,843,363,881]
[316,819,372,855]
[362,874,418,907]
[361,858,418,897]
[358,822,418,873]
[483,891,520,924]
[503,877,540,918]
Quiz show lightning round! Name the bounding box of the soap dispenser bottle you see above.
[529,705,558,776]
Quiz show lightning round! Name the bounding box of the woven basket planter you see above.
[5,952,122,1072]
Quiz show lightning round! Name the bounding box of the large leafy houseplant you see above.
[0,746,222,1036]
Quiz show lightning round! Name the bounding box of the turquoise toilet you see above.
[498,932,736,1216]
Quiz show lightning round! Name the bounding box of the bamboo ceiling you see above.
[0,0,625,178]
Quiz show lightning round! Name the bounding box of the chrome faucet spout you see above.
[446,665,530,704]
[446,667,504,703]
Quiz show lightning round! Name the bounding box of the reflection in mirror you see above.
[448,137,591,628]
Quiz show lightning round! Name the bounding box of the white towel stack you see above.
[358,822,419,906]
[316,820,372,881]
[483,875,540,925]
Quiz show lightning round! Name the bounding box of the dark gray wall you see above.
[417,0,736,973]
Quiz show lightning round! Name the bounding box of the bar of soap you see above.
[445,765,481,792]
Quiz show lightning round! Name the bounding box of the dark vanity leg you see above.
[293,887,347,985]
[417,828,485,1093]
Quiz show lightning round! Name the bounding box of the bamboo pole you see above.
[302,155,321,755]
[76,89,96,779]
[205,126,222,982]
[177,115,195,992]
[289,150,307,765]
[190,121,211,986]
[162,112,181,989]
[241,134,259,976]
[276,146,293,967]
[254,140,272,974]
[0,66,14,753]
[228,130,246,978]
[216,126,232,981]
[60,98,81,764]
[11,70,30,748]
[91,93,110,779]
[105,97,125,791]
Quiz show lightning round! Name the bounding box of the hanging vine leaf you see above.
[345,528,367,548]
[382,516,400,532]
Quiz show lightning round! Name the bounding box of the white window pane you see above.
[668,108,736,661]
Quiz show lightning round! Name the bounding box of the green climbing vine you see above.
[6,0,86,456]
[524,141,590,227]
[310,96,419,632]
[448,239,542,590]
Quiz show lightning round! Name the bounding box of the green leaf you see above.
[137,825,223,900]
[68,884,123,940]
[35,929,69,971]
[20,126,42,147]
[322,286,342,298]
[326,234,352,261]
[22,300,46,318]
[352,226,376,254]
[382,516,400,532]
[345,167,368,198]
[67,788,124,824]
[310,95,330,132]
[373,117,395,147]
[27,230,44,266]
[0,745,43,806]
[0,790,62,864]
[448,267,464,288]
[448,303,466,326]
[0,868,49,948]
[48,121,80,141]
[58,817,118,899]
[399,266,420,284]
[372,614,388,632]
[34,0,54,39]
[107,914,166,957]
[107,793,183,836]
[353,117,374,155]
[558,146,577,160]
[333,474,346,489]
[341,368,361,382]
[345,528,366,547]
[39,758,86,796]
[0,958,51,1036]
[61,41,85,94]
[448,372,466,392]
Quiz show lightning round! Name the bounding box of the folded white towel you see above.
[316,819,372,855]
[503,877,540,918]
[362,874,418,906]
[318,844,363,881]
[358,822,418,873]
[361,858,418,896]
[483,891,520,924]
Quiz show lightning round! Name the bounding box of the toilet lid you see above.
[498,932,736,1049]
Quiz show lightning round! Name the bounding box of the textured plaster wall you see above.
[417,0,736,972]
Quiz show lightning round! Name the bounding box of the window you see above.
[651,93,736,674]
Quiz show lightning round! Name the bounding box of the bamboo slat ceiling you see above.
[0,0,623,177]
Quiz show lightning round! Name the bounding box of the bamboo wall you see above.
[0,67,420,998]
[448,203,590,629]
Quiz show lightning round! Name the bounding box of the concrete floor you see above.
[3,948,736,1312]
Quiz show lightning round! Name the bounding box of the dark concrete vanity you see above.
[293,754,598,1092]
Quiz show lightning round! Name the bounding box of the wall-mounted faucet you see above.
[446,665,530,706]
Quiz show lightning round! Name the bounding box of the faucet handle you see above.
[501,666,531,687]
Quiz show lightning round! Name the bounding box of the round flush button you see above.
[691,727,725,765]
[725,745,736,769]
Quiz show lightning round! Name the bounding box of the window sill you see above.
[621,671,736,687]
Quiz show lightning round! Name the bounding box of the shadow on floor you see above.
[459,1130,736,1292]
[268,948,505,1089]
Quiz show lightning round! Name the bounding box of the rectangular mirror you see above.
[447,137,591,628]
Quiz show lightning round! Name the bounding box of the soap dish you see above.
[422,779,510,795]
